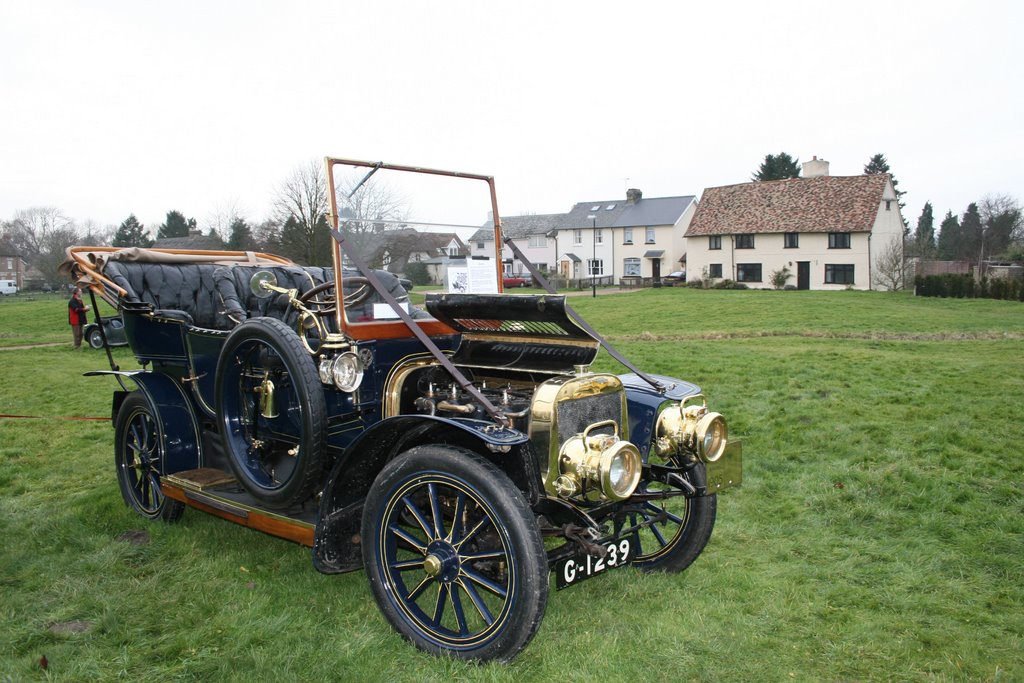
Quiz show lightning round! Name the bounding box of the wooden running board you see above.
[162,469,315,547]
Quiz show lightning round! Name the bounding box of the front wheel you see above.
[628,461,716,573]
[114,392,184,522]
[361,446,549,662]
[87,326,104,349]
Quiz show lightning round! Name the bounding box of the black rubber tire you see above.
[631,462,717,573]
[215,317,326,509]
[362,445,549,662]
[87,326,104,349]
[114,392,185,522]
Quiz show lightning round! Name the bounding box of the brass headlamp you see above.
[554,420,642,501]
[655,395,728,462]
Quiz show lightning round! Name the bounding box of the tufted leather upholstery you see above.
[103,261,423,330]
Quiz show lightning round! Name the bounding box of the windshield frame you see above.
[324,157,507,340]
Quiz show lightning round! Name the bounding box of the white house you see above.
[468,213,563,277]
[684,158,905,290]
[554,190,696,283]
[470,189,697,284]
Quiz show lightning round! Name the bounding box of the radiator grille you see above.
[556,392,623,444]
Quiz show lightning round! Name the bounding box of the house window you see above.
[412,253,421,262]
[381,251,391,267]
[447,246,459,256]
[5,258,11,269]
[885,200,892,211]
[624,257,641,276]
[736,263,762,282]
[587,258,604,276]
[825,264,855,284]
[535,263,548,272]
[528,234,546,248]
[784,233,799,248]
[595,228,603,245]
[709,235,722,250]
[828,233,851,249]
[735,234,755,249]
[476,241,484,250]
[623,227,633,244]
[708,263,723,278]
[645,227,656,244]
[573,229,583,245]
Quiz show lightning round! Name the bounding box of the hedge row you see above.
[914,274,1024,301]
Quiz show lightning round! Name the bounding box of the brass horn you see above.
[254,373,278,419]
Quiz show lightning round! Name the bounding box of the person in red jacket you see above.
[68,288,91,349]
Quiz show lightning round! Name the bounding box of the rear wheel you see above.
[362,446,548,662]
[215,317,325,509]
[114,392,184,522]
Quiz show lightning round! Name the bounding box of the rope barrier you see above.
[0,414,110,421]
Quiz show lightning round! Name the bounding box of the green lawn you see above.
[1,290,1022,681]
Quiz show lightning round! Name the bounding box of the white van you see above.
[0,280,18,295]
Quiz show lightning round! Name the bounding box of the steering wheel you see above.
[298,277,374,316]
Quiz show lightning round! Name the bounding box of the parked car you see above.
[502,275,530,288]
[84,315,128,349]
[662,270,687,285]
[66,158,741,663]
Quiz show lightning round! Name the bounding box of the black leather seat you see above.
[103,261,424,330]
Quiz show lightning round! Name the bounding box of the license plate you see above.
[554,534,637,590]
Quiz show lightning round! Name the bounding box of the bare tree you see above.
[270,160,411,265]
[978,194,1023,259]
[272,160,331,264]
[873,235,908,291]
[205,200,245,243]
[78,219,115,247]
[333,167,409,264]
[3,207,80,286]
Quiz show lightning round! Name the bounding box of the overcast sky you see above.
[2,0,1021,235]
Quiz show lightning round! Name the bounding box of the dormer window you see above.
[885,200,892,211]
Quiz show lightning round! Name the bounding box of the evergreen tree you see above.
[204,227,225,249]
[752,153,801,181]
[157,210,193,239]
[864,153,908,231]
[913,202,935,256]
[960,203,983,262]
[226,217,256,251]
[112,214,152,248]
[936,211,961,260]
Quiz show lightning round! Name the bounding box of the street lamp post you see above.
[588,214,597,297]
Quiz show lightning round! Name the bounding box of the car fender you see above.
[312,414,537,574]
[87,370,202,474]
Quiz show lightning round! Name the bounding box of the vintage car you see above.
[84,314,129,349]
[65,158,741,663]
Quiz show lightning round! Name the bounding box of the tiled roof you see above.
[615,196,695,228]
[153,235,225,250]
[471,213,565,242]
[685,174,889,236]
[474,195,696,241]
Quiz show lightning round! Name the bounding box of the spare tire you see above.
[215,317,326,508]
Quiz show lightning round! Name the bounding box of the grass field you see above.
[1,289,1022,681]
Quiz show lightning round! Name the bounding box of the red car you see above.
[503,275,531,288]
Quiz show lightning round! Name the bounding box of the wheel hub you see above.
[425,541,460,583]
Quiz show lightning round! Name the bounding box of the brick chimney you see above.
[802,156,830,178]
[626,188,642,204]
